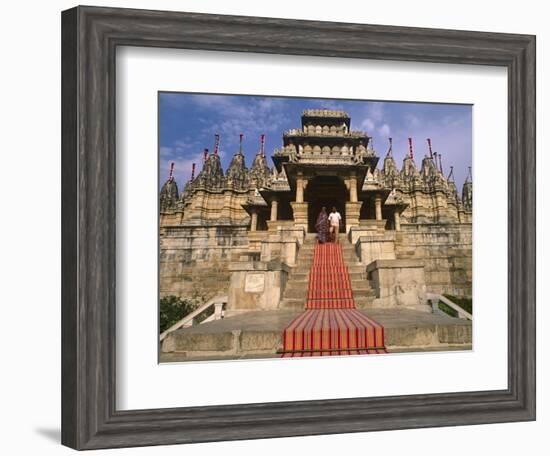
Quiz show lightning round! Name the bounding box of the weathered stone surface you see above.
[227,261,290,313]
[395,223,472,297]
[355,233,397,265]
[367,259,431,312]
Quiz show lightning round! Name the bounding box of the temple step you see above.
[285,279,372,293]
[289,271,365,282]
[280,298,306,310]
[280,241,386,357]
[283,288,308,299]
[296,252,359,263]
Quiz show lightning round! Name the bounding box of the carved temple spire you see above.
[381,138,399,188]
[421,154,438,179]
[447,166,458,197]
[195,151,225,189]
[225,147,248,190]
[160,161,179,210]
[401,153,419,180]
[447,166,455,182]
[462,167,473,211]
[249,135,271,189]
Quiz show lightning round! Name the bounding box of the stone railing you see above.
[283,129,366,138]
[159,295,227,342]
[302,109,349,117]
[426,293,472,320]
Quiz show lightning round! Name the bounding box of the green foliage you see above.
[159,295,197,333]
[439,294,472,317]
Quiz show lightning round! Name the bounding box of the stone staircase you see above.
[280,233,376,310]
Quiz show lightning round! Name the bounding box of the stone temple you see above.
[160,109,472,359]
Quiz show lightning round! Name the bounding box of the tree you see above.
[159,295,197,333]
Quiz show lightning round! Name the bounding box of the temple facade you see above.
[160,109,472,313]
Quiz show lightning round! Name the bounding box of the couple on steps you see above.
[315,206,342,244]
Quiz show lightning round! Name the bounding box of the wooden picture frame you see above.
[61,5,536,450]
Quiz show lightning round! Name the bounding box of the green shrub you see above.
[159,295,197,333]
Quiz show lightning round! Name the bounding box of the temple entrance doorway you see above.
[305,175,348,233]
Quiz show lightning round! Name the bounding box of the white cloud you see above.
[160,146,173,157]
[361,118,375,132]
[405,114,421,128]
[200,96,289,144]
[366,103,384,121]
[378,124,391,137]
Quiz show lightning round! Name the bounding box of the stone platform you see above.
[160,308,472,362]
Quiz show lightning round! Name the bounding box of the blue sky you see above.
[159,92,472,189]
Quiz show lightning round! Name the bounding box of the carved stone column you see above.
[270,197,278,221]
[348,173,358,203]
[290,202,308,232]
[250,210,258,232]
[296,174,305,203]
[345,201,363,234]
[375,194,383,221]
[394,209,401,231]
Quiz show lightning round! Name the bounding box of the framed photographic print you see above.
[61,5,536,450]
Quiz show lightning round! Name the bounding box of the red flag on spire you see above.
[408,137,414,159]
[260,133,265,157]
[169,162,174,181]
[191,163,196,180]
[214,134,220,156]
[203,148,209,163]
[427,138,433,158]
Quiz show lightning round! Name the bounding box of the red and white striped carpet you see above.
[281,242,386,357]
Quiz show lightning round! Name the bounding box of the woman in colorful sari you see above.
[315,206,329,243]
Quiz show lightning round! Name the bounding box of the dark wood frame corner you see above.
[61,5,536,450]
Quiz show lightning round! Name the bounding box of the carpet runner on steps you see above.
[280,241,386,357]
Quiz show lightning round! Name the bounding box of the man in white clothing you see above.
[328,206,342,243]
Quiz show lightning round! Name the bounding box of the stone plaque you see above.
[245,273,265,293]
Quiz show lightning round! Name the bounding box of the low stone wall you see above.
[227,261,291,314]
[159,224,250,300]
[355,233,396,265]
[395,223,472,297]
[367,259,431,312]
